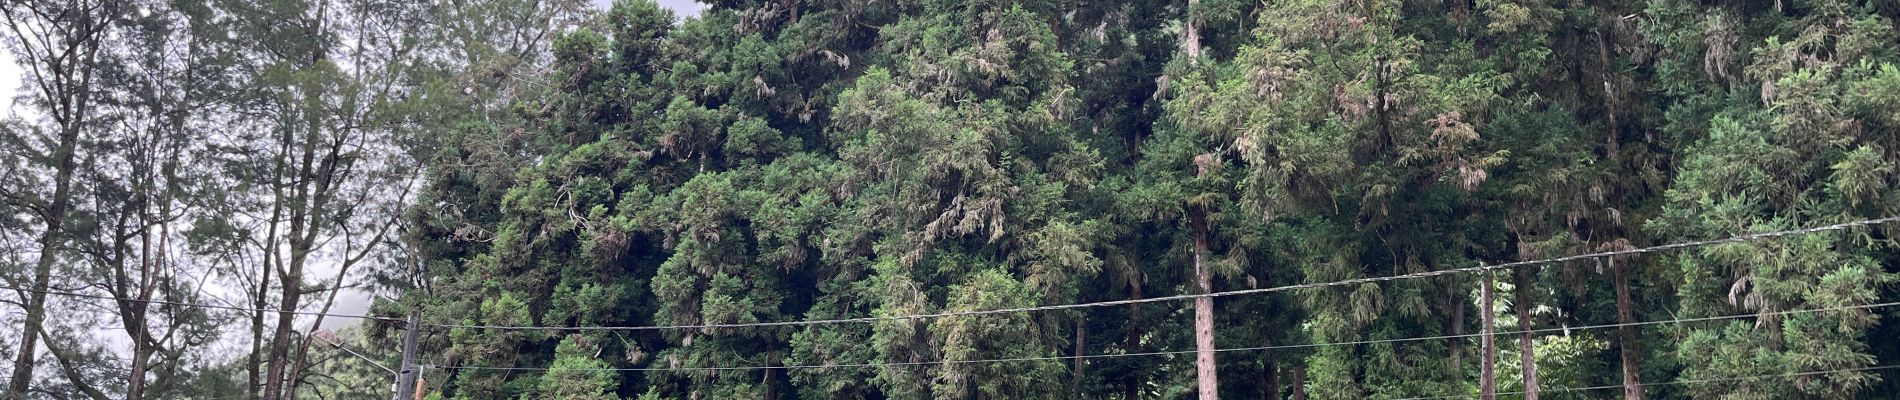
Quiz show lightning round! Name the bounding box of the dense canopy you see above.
[3,0,1899,399]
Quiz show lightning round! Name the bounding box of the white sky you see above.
[597,0,708,19]
[1,50,21,117]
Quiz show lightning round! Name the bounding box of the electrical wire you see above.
[4,216,1896,379]
[427,216,1900,332]
[0,283,403,322]
[428,301,1900,372]
[1394,364,1900,400]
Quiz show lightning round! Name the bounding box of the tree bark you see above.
[1183,0,1202,63]
[7,124,82,400]
[1515,266,1539,400]
[1123,281,1142,400]
[1073,315,1086,394]
[263,256,307,400]
[1262,360,1278,400]
[1480,272,1497,400]
[1289,366,1305,400]
[128,337,151,400]
[1596,27,1620,160]
[1190,206,1218,400]
[1614,259,1644,400]
[1449,278,1464,371]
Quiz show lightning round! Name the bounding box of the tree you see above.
[1,1,119,397]
[1651,3,1900,398]
[199,0,434,398]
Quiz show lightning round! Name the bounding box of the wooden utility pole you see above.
[391,310,421,400]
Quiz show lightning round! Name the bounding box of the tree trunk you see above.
[1262,360,1278,400]
[7,133,81,399]
[1515,266,1539,400]
[1183,0,1202,63]
[1449,278,1464,371]
[252,131,292,400]
[1124,282,1142,400]
[127,339,151,400]
[250,257,270,400]
[1289,366,1305,400]
[1480,272,1497,400]
[1596,27,1620,160]
[1614,259,1644,400]
[1190,207,1218,400]
[763,351,779,400]
[263,261,305,400]
[1074,315,1086,394]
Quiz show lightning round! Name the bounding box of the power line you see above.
[428,301,1900,372]
[0,283,403,322]
[428,216,1900,332]
[1395,364,1900,400]
[5,217,1891,332]
[5,217,1896,373]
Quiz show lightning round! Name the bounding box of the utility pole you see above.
[392,310,421,400]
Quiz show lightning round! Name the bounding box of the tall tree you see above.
[1650,1,1900,398]
[1,1,118,397]
[202,0,434,398]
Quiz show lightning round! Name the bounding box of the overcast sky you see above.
[597,0,708,19]
[1,0,705,115]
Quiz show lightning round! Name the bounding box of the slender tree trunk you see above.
[252,133,292,400]
[1190,207,1218,400]
[1180,3,1214,394]
[763,351,778,400]
[1515,266,1539,400]
[1262,360,1278,400]
[1449,278,1464,370]
[126,235,154,400]
[284,266,354,398]
[7,133,81,399]
[1480,272,1497,400]
[127,340,151,400]
[1596,27,1620,160]
[1614,259,1643,400]
[249,261,269,400]
[264,260,305,400]
[1073,315,1086,394]
[1124,282,1142,400]
[1183,0,1202,63]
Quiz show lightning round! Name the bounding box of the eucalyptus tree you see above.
[58,0,223,394]
[199,0,435,398]
[1,1,124,397]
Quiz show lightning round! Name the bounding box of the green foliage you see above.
[533,335,621,399]
[394,1,1900,399]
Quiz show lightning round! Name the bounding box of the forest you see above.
[3,0,1900,399]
